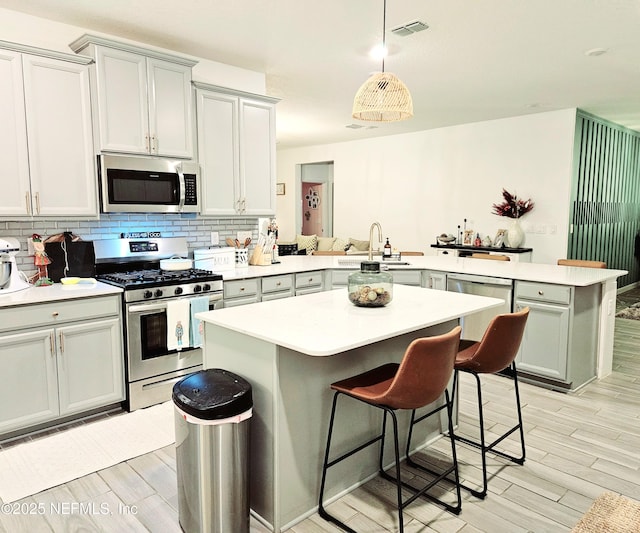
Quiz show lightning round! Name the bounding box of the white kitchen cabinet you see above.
[514,281,599,391]
[70,35,196,158]
[56,318,123,416]
[261,274,294,301]
[0,43,97,218]
[195,83,278,216]
[295,271,324,295]
[223,278,260,307]
[423,271,447,290]
[0,295,124,437]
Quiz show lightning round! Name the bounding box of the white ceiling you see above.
[3,0,640,149]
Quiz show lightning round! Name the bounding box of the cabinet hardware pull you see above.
[52,312,59,318]
[151,134,157,153]
[239,287,245,292]
[145,134,150,152]
[50,332,55,356]
[538,290,544,295]
[35,192,41,215]
[276,282,281,286]
[25,192,32,215]
[59,332,64,354]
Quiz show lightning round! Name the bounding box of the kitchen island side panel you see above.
[203,320,458,532]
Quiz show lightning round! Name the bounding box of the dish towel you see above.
[167,299,191,351]
[190,296,210,348]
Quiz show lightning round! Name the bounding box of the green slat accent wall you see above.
[569,111,640,287]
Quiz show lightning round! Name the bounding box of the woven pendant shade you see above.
[352,72,413,122]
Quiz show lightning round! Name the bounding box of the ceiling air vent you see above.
[391,20,428,37]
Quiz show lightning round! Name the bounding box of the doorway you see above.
[296,162,334,237]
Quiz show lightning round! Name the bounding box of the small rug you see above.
[616,302,640,320]
[572,492,640,532]
[0,401,175,504]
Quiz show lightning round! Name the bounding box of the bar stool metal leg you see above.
[451,362,526,499]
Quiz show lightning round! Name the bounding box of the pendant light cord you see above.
[381,0,386,73]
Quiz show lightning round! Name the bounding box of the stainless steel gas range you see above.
[94,237,223,411]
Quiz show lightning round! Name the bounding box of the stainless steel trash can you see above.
[173,369,252,533]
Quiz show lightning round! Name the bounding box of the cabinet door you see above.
[56,318,124,416]
[22,55,97,216]
[0,329,59,434]
[94,46,149,154]
[197,90,240,216]
[147,58,193,158]
[515,299,569,381]
[239,98,276,215]
[425,272,447,290]
[0,50,32,216]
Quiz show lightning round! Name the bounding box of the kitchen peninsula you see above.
[197,284,503,532]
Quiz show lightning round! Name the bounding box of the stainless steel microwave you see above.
[98,154,200,214]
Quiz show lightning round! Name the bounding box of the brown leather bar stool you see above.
[557,259,606,268]
[451,307,529,499]
[318,326,462,533]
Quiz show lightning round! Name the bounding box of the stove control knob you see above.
[174,287,183,295]
[202,284,211,292]
[193,285,202,293]
[143,290,153,299]
[154,289,163,298]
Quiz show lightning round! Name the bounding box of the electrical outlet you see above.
[210,231,219,245]
[548,224,557,235]
[237,230,252,242]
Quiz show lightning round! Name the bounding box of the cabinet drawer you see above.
[515,282,572,305]
[389,270,422,286]
[224,278,259,299]
[331,270,353,287]
[296,271,324,289]
[262,274,293,294]
[0,296,120,333]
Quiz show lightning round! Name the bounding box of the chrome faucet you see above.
[368,222,383,261]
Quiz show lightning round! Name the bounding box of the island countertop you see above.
[197,283,503,356]
[218,254,626,287]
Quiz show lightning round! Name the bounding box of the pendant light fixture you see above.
[352,0,413,122]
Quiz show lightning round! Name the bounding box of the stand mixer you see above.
[0,237,30,294]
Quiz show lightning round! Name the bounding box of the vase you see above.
[507,219,524,248]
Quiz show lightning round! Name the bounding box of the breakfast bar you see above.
[198,284,502,532]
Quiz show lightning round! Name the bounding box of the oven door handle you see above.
[128,302,168,313]
[128,294,223,314]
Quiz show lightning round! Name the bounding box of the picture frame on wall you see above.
[494,229,507,247]
[463,230,474,246]
[276,183,286,195]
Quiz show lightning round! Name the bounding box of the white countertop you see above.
[0,282,122,308]
[198,284,503,356]
[220,254,626,287]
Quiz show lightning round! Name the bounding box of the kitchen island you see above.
[198,284,503,532]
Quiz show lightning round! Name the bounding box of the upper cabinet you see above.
[195,83,278,216]
[0,42,97,218]
[70,35,197,159]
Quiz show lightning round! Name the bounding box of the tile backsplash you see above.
[0,213,258,278]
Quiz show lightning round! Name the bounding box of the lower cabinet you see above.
[514,281,599,391]
[0,296,124,436]
[261,274,294,301]
[295,271,324,295]
[423,271,447,290]
[223,278,260,307]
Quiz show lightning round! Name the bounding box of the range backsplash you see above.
[0,213,258,278]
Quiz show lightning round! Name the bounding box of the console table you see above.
[431,244,533,262]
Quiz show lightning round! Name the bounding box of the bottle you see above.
[383,238,392,257]
[474,233,482,247]
[348,261,393,307]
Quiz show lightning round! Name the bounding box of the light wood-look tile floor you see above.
[1,316,640,532]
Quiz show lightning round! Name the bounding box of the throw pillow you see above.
[349,237,370,251]
[332,237,349,252]
[317,237,336,251]
[296,234,318,255]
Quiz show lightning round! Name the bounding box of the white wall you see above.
[0,8,265,94]
[276,109,577,264]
